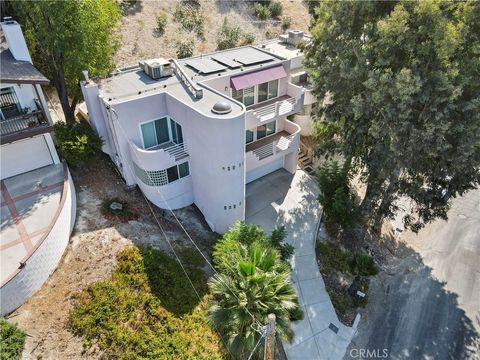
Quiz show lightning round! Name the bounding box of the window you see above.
[268,80,278,99]
[258,82,269,103]
[243,87,255,106]
[256,120,276,140]
[0,87,20,119]
[166,165,179,183]
[246,129,254,144]
[266,120,276,136]
[170,118,183,144]
[232,88,243,103]
[179,162,190,178]
[257,124,267,139]
[257,80,279,103]
[141,117,169,148]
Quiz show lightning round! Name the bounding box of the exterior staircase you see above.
[298,140,315,175]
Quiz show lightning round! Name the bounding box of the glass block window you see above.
[134,161,190,187]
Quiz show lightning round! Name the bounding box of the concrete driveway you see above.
[348,189,480,359]
[246,169,358,360]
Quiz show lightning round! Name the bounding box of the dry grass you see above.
[115,0,310,67]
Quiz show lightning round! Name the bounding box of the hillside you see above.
[115,0,311,67]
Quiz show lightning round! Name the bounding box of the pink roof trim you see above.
[230,65,287,90]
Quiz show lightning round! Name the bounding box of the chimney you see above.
[1,17,32,63]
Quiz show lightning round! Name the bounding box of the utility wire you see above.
[247,325,268,360]
[109,106,265,331]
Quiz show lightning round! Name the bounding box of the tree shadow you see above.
[345,227,480,359]
[120,0,143,16]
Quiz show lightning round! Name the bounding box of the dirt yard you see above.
[7,155,216,360]
[115,0,310,67]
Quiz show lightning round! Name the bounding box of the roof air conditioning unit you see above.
[139,58,173,79]
[287,30,304,46]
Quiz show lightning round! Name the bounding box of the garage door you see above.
[1,135,53,179]
[246,157,283,183]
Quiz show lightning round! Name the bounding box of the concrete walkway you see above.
[246,169,358,360]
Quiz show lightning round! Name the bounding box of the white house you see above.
[81,30,315,233]
[0,18,76,315]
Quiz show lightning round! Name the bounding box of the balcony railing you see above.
[246,93,304,124]
[0,111,51,143]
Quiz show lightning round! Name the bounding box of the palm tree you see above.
[208,223,301,359]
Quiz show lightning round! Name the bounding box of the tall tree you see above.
[6,0,121,124]
[305,1,480,232]
[208,222,300,359]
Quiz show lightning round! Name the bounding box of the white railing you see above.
[251,97,298,122]
[251,134,296,161]
[170,59,203,99]
[163,142,189,161]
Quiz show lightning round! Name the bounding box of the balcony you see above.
[246,93,303,124]
[0,110,51,144]
[129,140,189,172]
[245,119,301,171]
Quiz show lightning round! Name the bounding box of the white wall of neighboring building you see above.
[0,134,59,180]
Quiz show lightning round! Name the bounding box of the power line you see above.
[108,106,265,331]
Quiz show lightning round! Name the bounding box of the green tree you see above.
[209,222,300,358]
[305,1,480,232]
[6,0,121,125]
[176,38,195,59]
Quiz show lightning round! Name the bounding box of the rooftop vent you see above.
[139,58,173,80]
[211,101,232,115]
[287,30,304,46]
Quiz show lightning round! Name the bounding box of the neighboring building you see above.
[0,18,76,315]
[81,30,315,233]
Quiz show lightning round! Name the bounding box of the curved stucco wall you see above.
[0,171,76,316]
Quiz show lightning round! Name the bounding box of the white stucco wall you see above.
[0,170,76,316]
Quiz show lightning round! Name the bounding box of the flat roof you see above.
[1,163,67,286]
[98,67,244,118]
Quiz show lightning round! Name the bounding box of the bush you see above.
[254,3,271,20]
[316,241,353,274]
[176,38,194,59]
[0,318,26,360]
[156,11,167,34]
[268,1,283,18]
[173,3,204,38]
[326,288,347,315]
[350,254,378,276]
[53,120,103,167]
[240,31,255,46]
[216,18,241,50]
[281,16,292,31]
[69,246,225,359]
[317,161,357,234]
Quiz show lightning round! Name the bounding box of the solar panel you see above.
[229,48,275,66]
[211,54,242,69]
[185,58,227,74]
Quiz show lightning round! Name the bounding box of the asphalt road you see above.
[346,189,480,360]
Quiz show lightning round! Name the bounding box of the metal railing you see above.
[251,97,298,122]
[251,134,296,160]
[163,142,189,161]
[0,111,48,137]
[170,59,203,99]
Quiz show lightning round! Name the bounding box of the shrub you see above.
[254,3,271,20]
[156,11,167,34]
[216,18,242,50]
[317,161,356,234]
[240,31,255,46]
[53,120,103,167]
[173,3,204,38]
[176,38,194,58]
[316,241,353,274]
[268,1,283,18]
[281,16,292,31]
[326,288,347,315]
[350,254,378,276]
[0,318,26,360]
[69,246,225,358]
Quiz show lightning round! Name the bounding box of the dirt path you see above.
[7,156,215,359]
